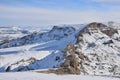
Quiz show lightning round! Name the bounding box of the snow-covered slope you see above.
[0,25,78,72]
[0,72,119,80]
[0,26,76,48]
[0,22,120,79]
[0,26,29,45]
[108,21,120,29]
[75,22,120,76]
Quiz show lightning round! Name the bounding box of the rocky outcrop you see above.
[58,43,80,74]
[75,22,120,76]
[78,22,117,37]
[36,43,80,74]
[6,57,36,72]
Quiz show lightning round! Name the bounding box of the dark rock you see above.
[59,43,80,74]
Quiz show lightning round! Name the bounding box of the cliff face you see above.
[59,43,80,74]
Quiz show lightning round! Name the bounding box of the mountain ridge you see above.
[0,22,120,77]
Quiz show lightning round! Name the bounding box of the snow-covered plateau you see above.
[0,22,120,80]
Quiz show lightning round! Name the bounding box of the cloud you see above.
[90,0,120,3]
[0,5,120,26]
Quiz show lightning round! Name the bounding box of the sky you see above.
[0,0,120,27]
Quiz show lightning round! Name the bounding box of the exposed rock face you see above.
[58,43,80,74]
[75,22,120,76]
[38,43,80,74]
[78,22,117,37]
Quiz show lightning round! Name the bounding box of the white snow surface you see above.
[0,41,64,71]
[0,72,119,80]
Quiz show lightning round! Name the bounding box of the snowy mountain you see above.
[0,26,76,48]
[0,22,120,79]
[0,25,77,72]
[75,22,120,76]
[0,26,30,46]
